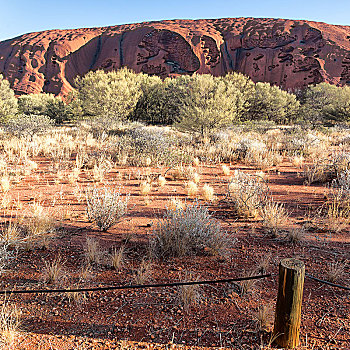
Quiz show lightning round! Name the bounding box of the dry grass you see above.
[167,197,184,211]
[0,221,21,247]
[193,157,200,167]
[325,188,350,233]
[292,155,305,168]
[325,261,346,283]
[0,123,349,348]
[152,202,229,257]
[177,273,202,311]
[43,257,66,285]
[260,200,289,237]
[201,184,215,202]
[85,237,104,265]
[256,253,271,274]
[222,164,231,176]
[27,202,55,237]
[253,304,273,331]
[287,226,307,244]
[0,300,20,347]
[228,170,270,218]
[111,246,126,271]
[0,177,10,192]
[158,175,166,187]
[140,181,152,197]
[191,172,200,184]
[239,270,258,296]
[185,181,198,197]
[66,288,88,306]
[133,259,152,284]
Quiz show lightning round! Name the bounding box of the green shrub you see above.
[248,82,299,124]
[0,75,17,122]
[18,93,71,124]
[74,68,145,121]
[175,74,245,135]
[298,83,350,124]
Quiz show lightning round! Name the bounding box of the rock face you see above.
[1,17,350,96]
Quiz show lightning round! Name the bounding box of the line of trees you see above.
[1,70,350,134]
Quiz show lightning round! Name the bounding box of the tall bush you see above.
[175,74,244,134]
[74,68,144,121]
[248,82,299,124]
[299,83,350,124]
[0,75,17,122]
[18,93,71,124]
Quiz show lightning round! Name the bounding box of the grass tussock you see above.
[0,301,20,347]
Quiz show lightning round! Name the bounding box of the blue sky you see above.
[1,0,350,41]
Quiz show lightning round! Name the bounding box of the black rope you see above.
[0,274,271,295]
[306,273,350,291]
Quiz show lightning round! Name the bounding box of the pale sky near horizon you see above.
[1,0,350,42]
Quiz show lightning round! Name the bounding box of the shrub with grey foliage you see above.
[152,202,230,257]
[4,114,54,139]
[86,187,129,231]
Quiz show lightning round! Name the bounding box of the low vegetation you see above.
[152,202,229,257]
[0,70,348,349]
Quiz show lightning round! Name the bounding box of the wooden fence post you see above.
[273,258,305,349]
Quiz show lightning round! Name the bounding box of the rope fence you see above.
[0,271,348,296]
[306,273,350,291]
[0,273,271,295]
[0,259,349,347]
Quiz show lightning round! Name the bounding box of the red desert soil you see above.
[1,17,350,96]
[2,155,349,349]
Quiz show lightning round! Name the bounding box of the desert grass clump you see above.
[260,200,289,237]
[228,170,269,218]
[140,181,151,197]
[0,243,15,275]
[158,175,166,187]
[111,246,126,271]
[85,237,104,265]
[177,272,202,311]
[172,164,196,181]
[86,187,129,231]
[43,257,66,285]
[152,202,229,257]
[0,221,21,247]
[303,158,330,185]
[145,157,152,167]
[325,184,350,232]
[193,157,200,167]
[291,155,304,168]
[133,259,152,284]
[68,167,80,184]
[27,203,55,238]
[239,270,258,296]
[0,177,10,193]
[185,181,198,197]
[222,164,231,176]
[201,184,215,202]
[325,261,346,283]
[287,226,307,244]
[254,305,273,332]
[0,301,21,347]
[66,287,88,306]
[167,197,184,211]
[191,172,200,184]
